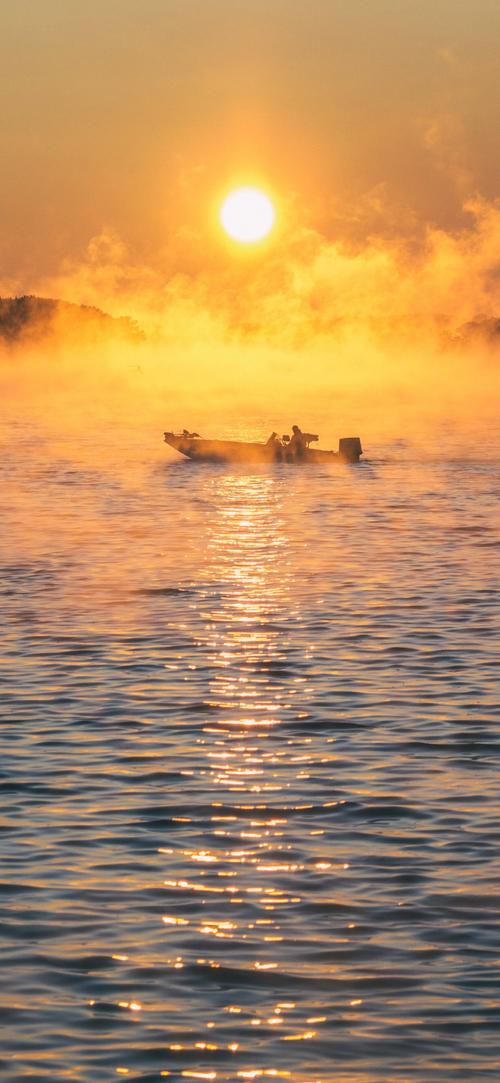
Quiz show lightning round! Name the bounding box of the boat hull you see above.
[164,433,362,464]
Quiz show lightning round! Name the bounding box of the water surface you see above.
[1,419,499,1082]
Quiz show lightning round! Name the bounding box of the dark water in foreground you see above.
[1,420,499,1082]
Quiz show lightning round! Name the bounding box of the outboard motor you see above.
[338,437,363,462]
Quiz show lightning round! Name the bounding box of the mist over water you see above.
[1,406,499,1082]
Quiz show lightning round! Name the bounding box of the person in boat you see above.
[288,424,307,456]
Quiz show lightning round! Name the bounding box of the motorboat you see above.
[164,430,362,464]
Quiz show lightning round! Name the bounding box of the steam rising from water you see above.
[1,197,500,442]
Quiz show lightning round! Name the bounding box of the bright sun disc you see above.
[220,187,275,243]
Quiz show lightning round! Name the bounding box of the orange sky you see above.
[2,0,500,286]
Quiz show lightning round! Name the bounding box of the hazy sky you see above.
[2,0,500,284]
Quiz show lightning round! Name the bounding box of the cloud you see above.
[2,197,500,439]
[23,196,500,347]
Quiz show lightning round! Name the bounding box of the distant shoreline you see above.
[0,295,144,347]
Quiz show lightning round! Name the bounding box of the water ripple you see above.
[0,421,499,1081]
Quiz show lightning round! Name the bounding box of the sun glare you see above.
[220,187,275,243]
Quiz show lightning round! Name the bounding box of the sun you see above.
[220,187,276,243]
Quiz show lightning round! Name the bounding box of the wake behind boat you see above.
[164,428,363,464]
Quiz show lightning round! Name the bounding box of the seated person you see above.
[288,424,307,453]
[289,425,319,451]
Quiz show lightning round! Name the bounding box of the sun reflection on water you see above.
[155,471,339,1069]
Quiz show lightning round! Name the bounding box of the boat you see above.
[163,430,363,464]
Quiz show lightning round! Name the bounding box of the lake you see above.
[1,415,499,1082]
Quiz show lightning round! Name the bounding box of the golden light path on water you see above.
[128,468,404,1083]
[147,472,357,1079]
